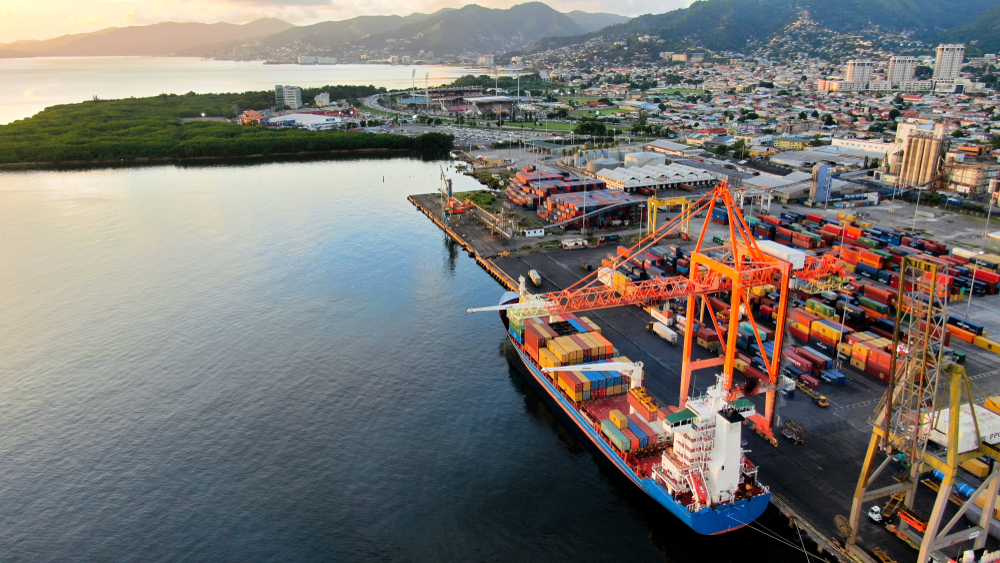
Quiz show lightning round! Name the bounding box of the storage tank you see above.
[587,158,621,173]
[624,151,667,168]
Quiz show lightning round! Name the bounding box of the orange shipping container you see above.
[949,325,978,343]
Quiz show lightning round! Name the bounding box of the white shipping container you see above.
[598,267,614,286]
[650,308,674,326]
[951,247,976,259]
[756,240,807,270]
[651,322,678,345]
[924,404,1000,453]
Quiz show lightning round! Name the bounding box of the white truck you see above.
[648,321,678,346]
[529,270,542,287]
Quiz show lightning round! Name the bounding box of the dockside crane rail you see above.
[469,182,849,440]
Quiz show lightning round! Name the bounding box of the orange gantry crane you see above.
[498,181,848,439]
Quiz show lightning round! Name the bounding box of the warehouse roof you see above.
[595,162,718,187]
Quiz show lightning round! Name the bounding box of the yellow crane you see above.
[646,196,692,239]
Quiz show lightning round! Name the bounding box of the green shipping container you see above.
[857,237,879,249]
[858,296,889,314]
[601,419,631,451]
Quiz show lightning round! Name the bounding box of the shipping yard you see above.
[411,160,1000,563]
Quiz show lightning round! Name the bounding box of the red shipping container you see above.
[823,224,843,236]
[865,363,890,382]
[760,304,773,317]
[790,326,809,342]
[972,268,1000,284]
[744,366,769,383]
[800,374,820,389]
[795,348,826,374]
[805,213,824,223]
[621,427,641,450]
[784,351,813,372]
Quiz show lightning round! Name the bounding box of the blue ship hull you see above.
[501,294,771,534]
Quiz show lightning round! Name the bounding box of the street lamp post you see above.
[984,193,995,237]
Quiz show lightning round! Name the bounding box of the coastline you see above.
[0,148,450,171]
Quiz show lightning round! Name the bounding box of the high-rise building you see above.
[844,60,874,87]
[274,85,303,109]
[934,44,965,81]
[887,56,918,86]
[476,55,494,67]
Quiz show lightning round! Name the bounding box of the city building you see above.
[645,139,703,157]
[844,60,874,87]
[476,55,495,67]
[689,52,705,63]
[672,53,688,63]
[317,57,337,65]
[934,44,965,81]
[314,92,331,107]
[773,136,812,150]
[659,52,675,61]
[887,56,918,86]
[831,138,890,156]
[298,56,317,64]
[274,85,303,109]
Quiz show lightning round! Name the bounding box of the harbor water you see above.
[0,156,806,561]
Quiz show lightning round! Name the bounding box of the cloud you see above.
[123,7,139,21]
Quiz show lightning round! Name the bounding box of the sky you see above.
[0,0,691,44]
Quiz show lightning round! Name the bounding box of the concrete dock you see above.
[410,186,1000,563]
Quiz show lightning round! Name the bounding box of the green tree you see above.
[714,143,729,155]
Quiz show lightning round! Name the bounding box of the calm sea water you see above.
[0,156,805,562]
[0,57,475,124]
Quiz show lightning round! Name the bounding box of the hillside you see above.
[358,3,585,53]
[531,0,1000,53]
[565,11,631,33]
[941,5,1000,54]
[0,49,33,58]
[256,13,434,50]
[0,19,293,57]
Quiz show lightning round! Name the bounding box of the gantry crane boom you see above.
[470,182,849,439]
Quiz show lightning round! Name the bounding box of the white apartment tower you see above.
[844,60,874,87]
[934,44,965,81]
[274,85,303,109]
[887,56,918,86]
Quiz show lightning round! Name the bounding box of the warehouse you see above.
[266,113,344,131]
[595,163,720,193]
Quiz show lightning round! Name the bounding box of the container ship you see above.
[499,290,771,535]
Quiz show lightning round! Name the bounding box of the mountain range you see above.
[0,19,293,57]
[4,0,1000,61]
[531,0,1000,53]
[0,5,627,58]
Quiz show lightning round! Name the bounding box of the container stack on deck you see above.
[509,311,633,402]
[504,167,607,211]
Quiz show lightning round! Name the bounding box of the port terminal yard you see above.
[410,173,1000,563]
